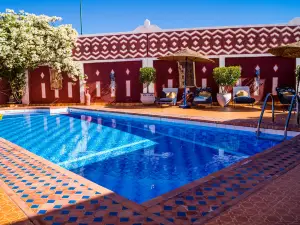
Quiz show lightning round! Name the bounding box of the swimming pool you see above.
[0,109,287,203]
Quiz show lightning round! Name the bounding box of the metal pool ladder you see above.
[256,93,299,140]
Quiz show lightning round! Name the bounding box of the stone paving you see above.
[0,187,30,225]
[0,106,300,225]
[205,164,300,225]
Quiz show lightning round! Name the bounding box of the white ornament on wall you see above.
[96,70,100,76]
[202,66,207,73]
[41,73,45,79]
[168,67,173,74]
[126,68,130,75]
[273,64,279,72]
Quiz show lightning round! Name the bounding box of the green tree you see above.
[0,9,84,103]
[139,67,156,93]
[213,66,241,94]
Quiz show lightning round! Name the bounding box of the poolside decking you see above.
[0,105,299,225]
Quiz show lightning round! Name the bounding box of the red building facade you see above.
[1,20,299,104]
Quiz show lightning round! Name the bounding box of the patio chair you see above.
[156,88,178,106]
[192,87,213,107]
[233,86,255,107]
[276,87,296,111]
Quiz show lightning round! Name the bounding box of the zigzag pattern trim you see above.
[74,26,300,61]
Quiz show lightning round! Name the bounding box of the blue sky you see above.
[0,0,299,34]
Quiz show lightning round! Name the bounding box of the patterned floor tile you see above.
[0,108,300,225]
[0,188,30,225]
[144,136,300,225]
[204,163,300,225]
[0,139,172,225]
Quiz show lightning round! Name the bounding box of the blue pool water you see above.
[0,110,284,203]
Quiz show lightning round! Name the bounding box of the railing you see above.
[257,93,299,140]
[283,94,299,140]
[256,93,275,137]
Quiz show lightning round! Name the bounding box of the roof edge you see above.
[78,22,297,38]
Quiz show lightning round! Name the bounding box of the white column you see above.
[22,70,30,104]
[219,55,226,67]
[78,62,85,103]
[219,55,226,93]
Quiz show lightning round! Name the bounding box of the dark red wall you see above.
[195,59,219,100]
[0,78,10,104]
[154,60,180,97]
[225,57,296,101]
[29,66,80,104]
[84,61,143,103]
[154,59,219,100]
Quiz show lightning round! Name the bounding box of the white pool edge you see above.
[0,107,299,137]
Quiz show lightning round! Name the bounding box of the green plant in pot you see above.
[139,67,156,104]
[213,66,241,107]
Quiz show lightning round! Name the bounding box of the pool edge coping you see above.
[1,107,300,225]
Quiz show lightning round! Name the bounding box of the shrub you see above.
[213,66,241,94]
[139,67,156,93]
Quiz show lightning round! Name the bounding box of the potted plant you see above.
[139,67,156,104]
[213,66,241,107]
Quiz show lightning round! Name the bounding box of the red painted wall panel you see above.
[29,66,80,104]
[154,59,219,101]
[154,60,180,98]
[195,59,219,101]
[84,61,143,103]
[225,57,296,101]
[0,78,10,104]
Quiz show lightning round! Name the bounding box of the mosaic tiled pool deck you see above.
[0,107,300,225]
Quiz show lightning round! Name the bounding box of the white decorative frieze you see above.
[75,25,300,60]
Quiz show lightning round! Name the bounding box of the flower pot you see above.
[217,93,231,107]
[140,93,155,105]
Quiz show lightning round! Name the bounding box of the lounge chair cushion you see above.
[236,90,249,97]
[194,96,211,103]
[158,98,173,103]
[234,96,255,104]
[160,91,167,98]
[198,91,211,97]
[166,92,177,99]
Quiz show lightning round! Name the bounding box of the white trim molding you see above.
[78,23,292,38]
[77,54,275,65]
[219,55,226,67]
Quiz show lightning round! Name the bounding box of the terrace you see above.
[0,7,300,225]
[0,104,299,225]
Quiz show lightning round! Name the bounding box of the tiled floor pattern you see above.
[0,188,30,225]
[0,139,170,225]
[144,136,300,225]
[0,106,300,225]
[205,164,300,225]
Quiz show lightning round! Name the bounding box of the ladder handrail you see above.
[257,93,275,137]
[283,94,299,140]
